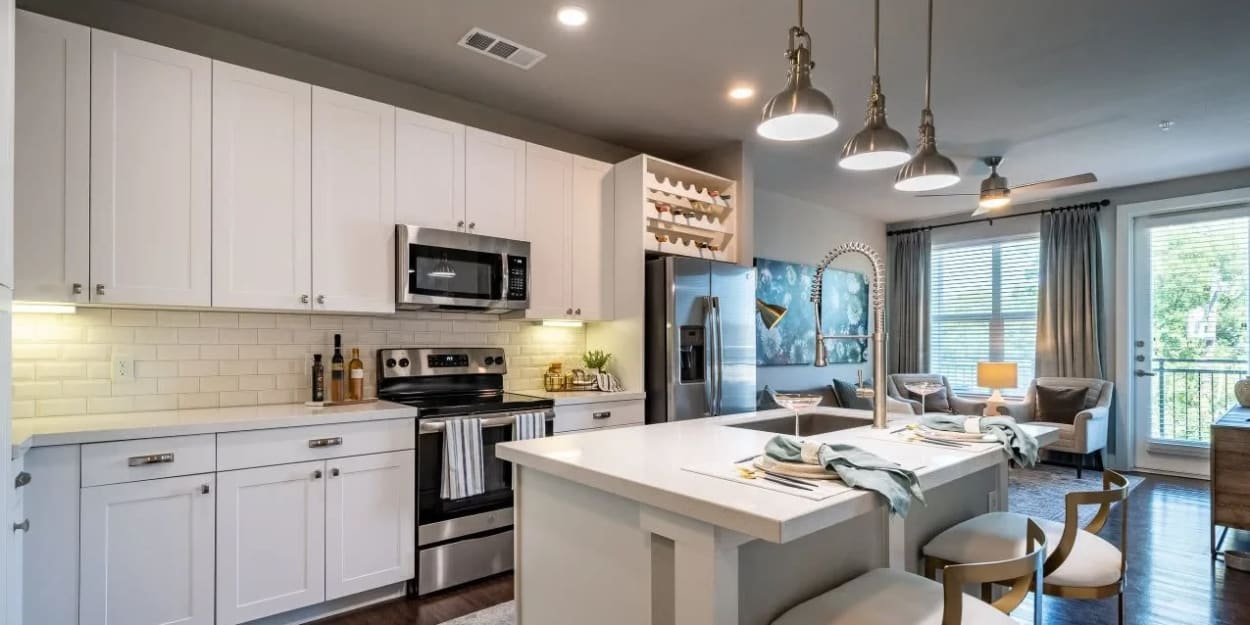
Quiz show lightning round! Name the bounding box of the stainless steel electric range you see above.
[376,347,554,595]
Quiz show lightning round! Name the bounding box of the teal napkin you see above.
[919,414,1039,466]
[764,436,925,516]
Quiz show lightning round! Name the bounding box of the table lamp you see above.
[977,361,1018,417]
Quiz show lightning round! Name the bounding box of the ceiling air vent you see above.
[457,28,547,70]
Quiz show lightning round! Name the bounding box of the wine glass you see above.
[774,393,823,437]
[904,382,945,414]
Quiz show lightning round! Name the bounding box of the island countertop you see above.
[497,407,1059,544]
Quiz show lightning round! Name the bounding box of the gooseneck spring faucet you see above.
[810,242,888,429]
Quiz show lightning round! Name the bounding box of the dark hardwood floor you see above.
[319,473,1249,625]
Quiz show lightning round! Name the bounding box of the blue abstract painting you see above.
[754,257,869,366]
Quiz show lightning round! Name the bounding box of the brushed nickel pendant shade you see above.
[838,0,909,170]
[757,0,839,142]
[894,0,960,192]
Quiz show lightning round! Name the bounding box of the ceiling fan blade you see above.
[915,193,979,198]
[1011,173,1097,193]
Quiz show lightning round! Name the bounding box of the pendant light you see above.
[838,0,909,170]
[894,0,960,192]
[757,0,839,142]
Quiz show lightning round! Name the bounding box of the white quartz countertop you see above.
[515,389,645,405]
[11,400,418,451]
[497,407,1059,544]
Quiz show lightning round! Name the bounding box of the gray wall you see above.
[888,165,1250,469]
[754,187,888,393]
[19,0,637,164]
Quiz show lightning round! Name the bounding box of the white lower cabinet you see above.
[216,460,326,625]
[325,450,416,600]
[79,473,216,625]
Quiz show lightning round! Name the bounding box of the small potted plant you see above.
[582,349,612,374]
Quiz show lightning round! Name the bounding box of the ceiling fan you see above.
[917,156,1097,216]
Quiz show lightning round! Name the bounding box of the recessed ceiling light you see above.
[556,6,588,27]
[728,86,756,100]
[1158,119,1174,132]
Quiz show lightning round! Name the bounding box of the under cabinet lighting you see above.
[542,319,584,328]
[13,302,77,314]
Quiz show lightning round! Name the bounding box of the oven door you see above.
[416,410,554,546]
[396,225,529,311]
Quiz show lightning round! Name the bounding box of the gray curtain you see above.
[1035,208,1105,379]
[887,230,930,374]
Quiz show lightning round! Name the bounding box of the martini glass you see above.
[774,393,823,437]
[904,382,945,414]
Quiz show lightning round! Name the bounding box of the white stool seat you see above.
[771,568,1017,625]
[924,511,1121,588]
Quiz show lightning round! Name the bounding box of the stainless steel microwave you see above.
[395,225,530,312]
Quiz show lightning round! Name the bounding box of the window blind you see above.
[929,235,1040,395]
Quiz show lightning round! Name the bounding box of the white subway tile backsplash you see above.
[12,308,588,419]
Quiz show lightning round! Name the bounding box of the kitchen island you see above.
[497,407,1058,625]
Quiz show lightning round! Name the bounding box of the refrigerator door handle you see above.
[713,297,725,415]
[703,295,716,417]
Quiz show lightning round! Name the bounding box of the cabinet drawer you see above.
[554,400,645,433]
[81,434,216,487]
[217,419,416,471]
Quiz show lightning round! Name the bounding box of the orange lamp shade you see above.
[977,361,1018,389]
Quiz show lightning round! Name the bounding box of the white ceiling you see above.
[119,0,1250,223]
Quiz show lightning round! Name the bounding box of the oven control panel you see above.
[378,347,507,378]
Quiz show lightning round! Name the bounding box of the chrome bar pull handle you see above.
[72,283,83,295]
[300,294,310,304]
[128,453,175,467]
[308,437,343,448]
[95,284,105,296]
[592,411,611,420]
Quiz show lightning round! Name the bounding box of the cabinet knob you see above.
[72,283,83,295]
[313,469,323,479]
[95,284,105,296]
[301,294,310,304]
[457,221,466,229]
[575,308,581,315]
[316,295,325,305]
[566,308,573,315]
[468,222,476,230]
[14,472,31,489]
[200,483,211,495]
[12,519,29,533]
[331,468,340,477]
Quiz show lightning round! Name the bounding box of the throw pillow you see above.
[1035,385,1088,424]
[832,378,872,410]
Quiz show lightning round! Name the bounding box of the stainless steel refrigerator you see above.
[645,257,756,423]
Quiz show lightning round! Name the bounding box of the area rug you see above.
[1009,463,1144,526]
[439,600,514,625]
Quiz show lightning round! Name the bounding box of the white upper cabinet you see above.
[522,148,614,321]
[465,127,526,240]
[212,61,313,311]
[90,31,212,307]
[79,474,216,625]
[14,11,90,302]
[525,144,574,319]
[217,462,326,625]
[324,450,415,600]
[571,156,614,321]
[311,86,396,314]
[395,109,465,231]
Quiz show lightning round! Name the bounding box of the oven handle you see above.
[419,410,555,434]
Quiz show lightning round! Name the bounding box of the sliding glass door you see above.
[1132,205,1250,474]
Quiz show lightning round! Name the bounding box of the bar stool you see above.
[923,470,1130,625]
[771,520,1046,625]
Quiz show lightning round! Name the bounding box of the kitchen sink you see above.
[726,413,872,437]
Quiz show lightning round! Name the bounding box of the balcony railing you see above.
[1153,358,1248,443]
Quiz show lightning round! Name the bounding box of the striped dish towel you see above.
[514,412,548,441]
[441,417,484,500]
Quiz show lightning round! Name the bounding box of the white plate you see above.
[751,455,840,480]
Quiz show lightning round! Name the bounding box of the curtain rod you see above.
[887,199,1111,237]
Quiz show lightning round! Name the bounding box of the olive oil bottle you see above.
[348,348,365,400]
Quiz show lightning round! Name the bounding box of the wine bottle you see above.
[348,348,365,401]
[311,354,325,402]
[330,334,345,402]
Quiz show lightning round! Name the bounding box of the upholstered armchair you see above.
[999,377,1114,477]
[886,374,986,416]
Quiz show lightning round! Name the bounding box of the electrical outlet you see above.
[113,353,134,382]
[988,490,1001,512]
